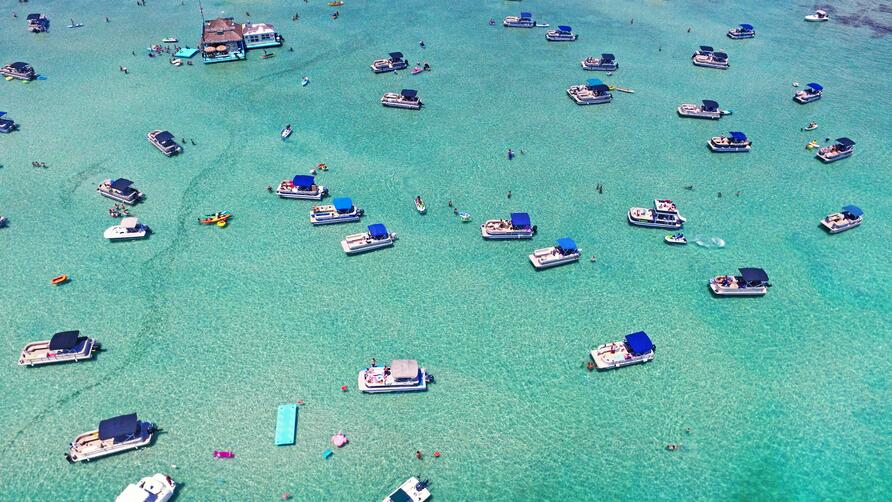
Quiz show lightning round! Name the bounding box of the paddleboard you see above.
[67,23,84,28]
[275,404,298,446]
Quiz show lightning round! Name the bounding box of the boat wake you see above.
[693,236,726,249]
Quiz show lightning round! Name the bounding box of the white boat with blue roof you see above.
[709,131,751,152]
[19,330,99,366]
[341,223,397,254]
[359,359,429,393]
[370,52,408,73]
[27,13,49,33]
[581,53,618,71]
[67,413,157,462]
[691,46,729,69]
[310,197,364,225]
[381,89,422,110]
[794,83,823,104]
[147,130,182,156]
[98,178,144,205]
[821,205,863,233]
[677,100,727,119]
[277,175,328,200]
[1,61,37,80]
[481,212,536,239]
[727,23,755,39]
[568,78,612,105]
[816,137,854,162]
[503,12,538,28]
[529,237,581,269]
[546,25,577,41]
[709,268,770,296]
[591,331,655,370]
[628,199,686,229]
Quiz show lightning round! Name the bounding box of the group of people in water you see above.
[108,204,131,218]
[31,161,48,168]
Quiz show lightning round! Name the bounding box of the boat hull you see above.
[627,212,683,229]
[311,214,362,225]
[709,282,767,296]
[821,217,862,234]
[341,237,395,255]
[677,107,721,119]
[98,189,141,205]
[480,222,534,240]
[794,94,821,104]
[816,150,852,163]
[590,345,654,370]
[708,140,751,153]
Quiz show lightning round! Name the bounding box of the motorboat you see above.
[383,477,431,502]
[821,205,863,234]
[628,199,686,229]
[162,37,178,43]
[370,52,408,73]
[381,89,422,110]
[341,223,397,255]
[281,124,293,139]
[567,78,612,105]
[27,13,49,33]
[727,23,755,39]
[590,331,655,370]
[805,10,829,22]
[301,76,310,86]
[276,175,328,200]
[0,118,18,133]
[104,217,150,241]
[708,131,751,152]
[19,331,99,367]
[146,130,182,156]
[415,196,426,214]
[67,413,157,462]
[709,267,770,296]
[481,212,536,239]
[677,99,727,119]
[1,61,37,80]
[529,237,581,269]
[546,25,577,41]
[664,233,687,245]
[692,49,729,69]
[581,53,618,71]
[793,82,823,104]
[816,137,855,162]
[803,122,819,131]
[310,197,364,225]
[359,359,429,393]
[97,178,143,205]
[503,12,537,28]
[116,473,176,502]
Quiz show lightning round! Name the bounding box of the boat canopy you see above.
[27,13,43,21]
[699,45,714,53]
[292,175,315,188]
[625,331,654,356]
[806,83,823,91]
[836,137,855,147]
[8,62,33,72]
[520,12,532,19]
[586,78,604,87]
[816,10,827,15]
[391,359,419,380]
[120,217,139,229]
[0,119,15,128]
[701,100,719,111]
[154,131,175,145]
[510,212,531,228]
[739,267,769,283]
[48,331,80,350]
[98,413,140,441]
[739,23,754,30]
[729,131,747,142]
[368,223,388,238]
[388,52,404,61]
[556,237,577,252]
[400,89,418,99]
[558,25,572,32]
[841,205,863,217]
[601,53,615,61]
[713,52,728,61]
[110,178,134,193]
[333,197,353,212]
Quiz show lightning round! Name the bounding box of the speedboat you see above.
[628,199,686,229]
[581,53,618,71]
[27,13,50,33]
[816,137,855,162]
[821,205,863,234]
[708,131,751,152]
[116,473,176,502]
[481,212,536,239]
[709,267,770,296]
[19,331,99,367]
[276,175,328,200]
[359,359,429,393]
[381,89,422,110]
[590,331,655,370]
[665,233,687,245]
[0,117,19,133]
[805,10,829,22]
[677,99,727,119]
[415,196,426,214]
[793,83,823,104]
[146,130,182,156]
[503,12,537,28]
[383,477,431,502]
[66,413,157,462]
[281,124,293,139]
[546,25,577,41]
[567,78,612,105]
[727,23,755,39]
[1,61,37,80]
[341,223,397,255]
[97,178,143,205]
[529,237,581,269]
[692,49,729,69]
[104,217,150,241]
[310,197,364,225]
[370,52,408,73]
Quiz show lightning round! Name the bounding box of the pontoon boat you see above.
[590,331,655,370]
[481,212,536,239]
[67,413,156,462]
[546,25,577,41]
[310,197,364,225]
[567,78,612,105]
[708,131,751,152]
[381,89,422,109]
[97,178,143,205]
[1,61,36,80]
[503,12,537,28]
[794,83,823,104]
[628,199,686,229]
[341,223,396,254]
[709,267,770,296]
[529,237,581,269]
[581,53,617,71]
[19,331,99,367]
[146,130,182,156]
[370,52,408,73]
[359,359,428,393]
[677,100,726,119]
[727,23,755,39]
[821,205,863,233]
[276,175,328,200]
[816,137,854,162]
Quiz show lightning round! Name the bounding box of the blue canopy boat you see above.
[591,331,656,370]
[728,23,755,39]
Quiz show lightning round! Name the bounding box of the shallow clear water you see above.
[1,0,891,500]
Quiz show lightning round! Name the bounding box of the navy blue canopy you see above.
[713,52,728,60]
[558,25,572,32]
[27,13,42,20]
[601,53,615,61]
[625,331,654,355]
[520,12,532,19]
[48,331,80,350]
[388,52,404,61]
[510,212,531,228]
[154,131,175,144]
[699,45,714,53]
[729,131,747,142]
[368,223,388,238]
[556,237,577,252]
[836,137,855,147]
[841,205,863,217]
[400,89,418,99]
[98,413,140,441]
[701,100,719,111]
[739,267,769,283]
[806,83,823,91]
[333,197,353,212]
[586,78,604,87]
[292,175,315,188]
[0,119,15,128]
[9,62,33,72]
[739,23,754,30]
[110,178,134,193]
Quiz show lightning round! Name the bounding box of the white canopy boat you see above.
[359,359,429,393]
[104,217,150,240]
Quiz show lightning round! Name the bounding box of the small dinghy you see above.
[281,124,293,139]
[301,76,310,86]
[803,123,818,131]
[414,196,426,214]
[664,233,687,245]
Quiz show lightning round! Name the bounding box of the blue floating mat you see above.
[175,47,199,58]
[36,76,47,81]
[323,449,333,459]
[275,404,298,446]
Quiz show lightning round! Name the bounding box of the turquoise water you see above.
[2,0,891,500]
